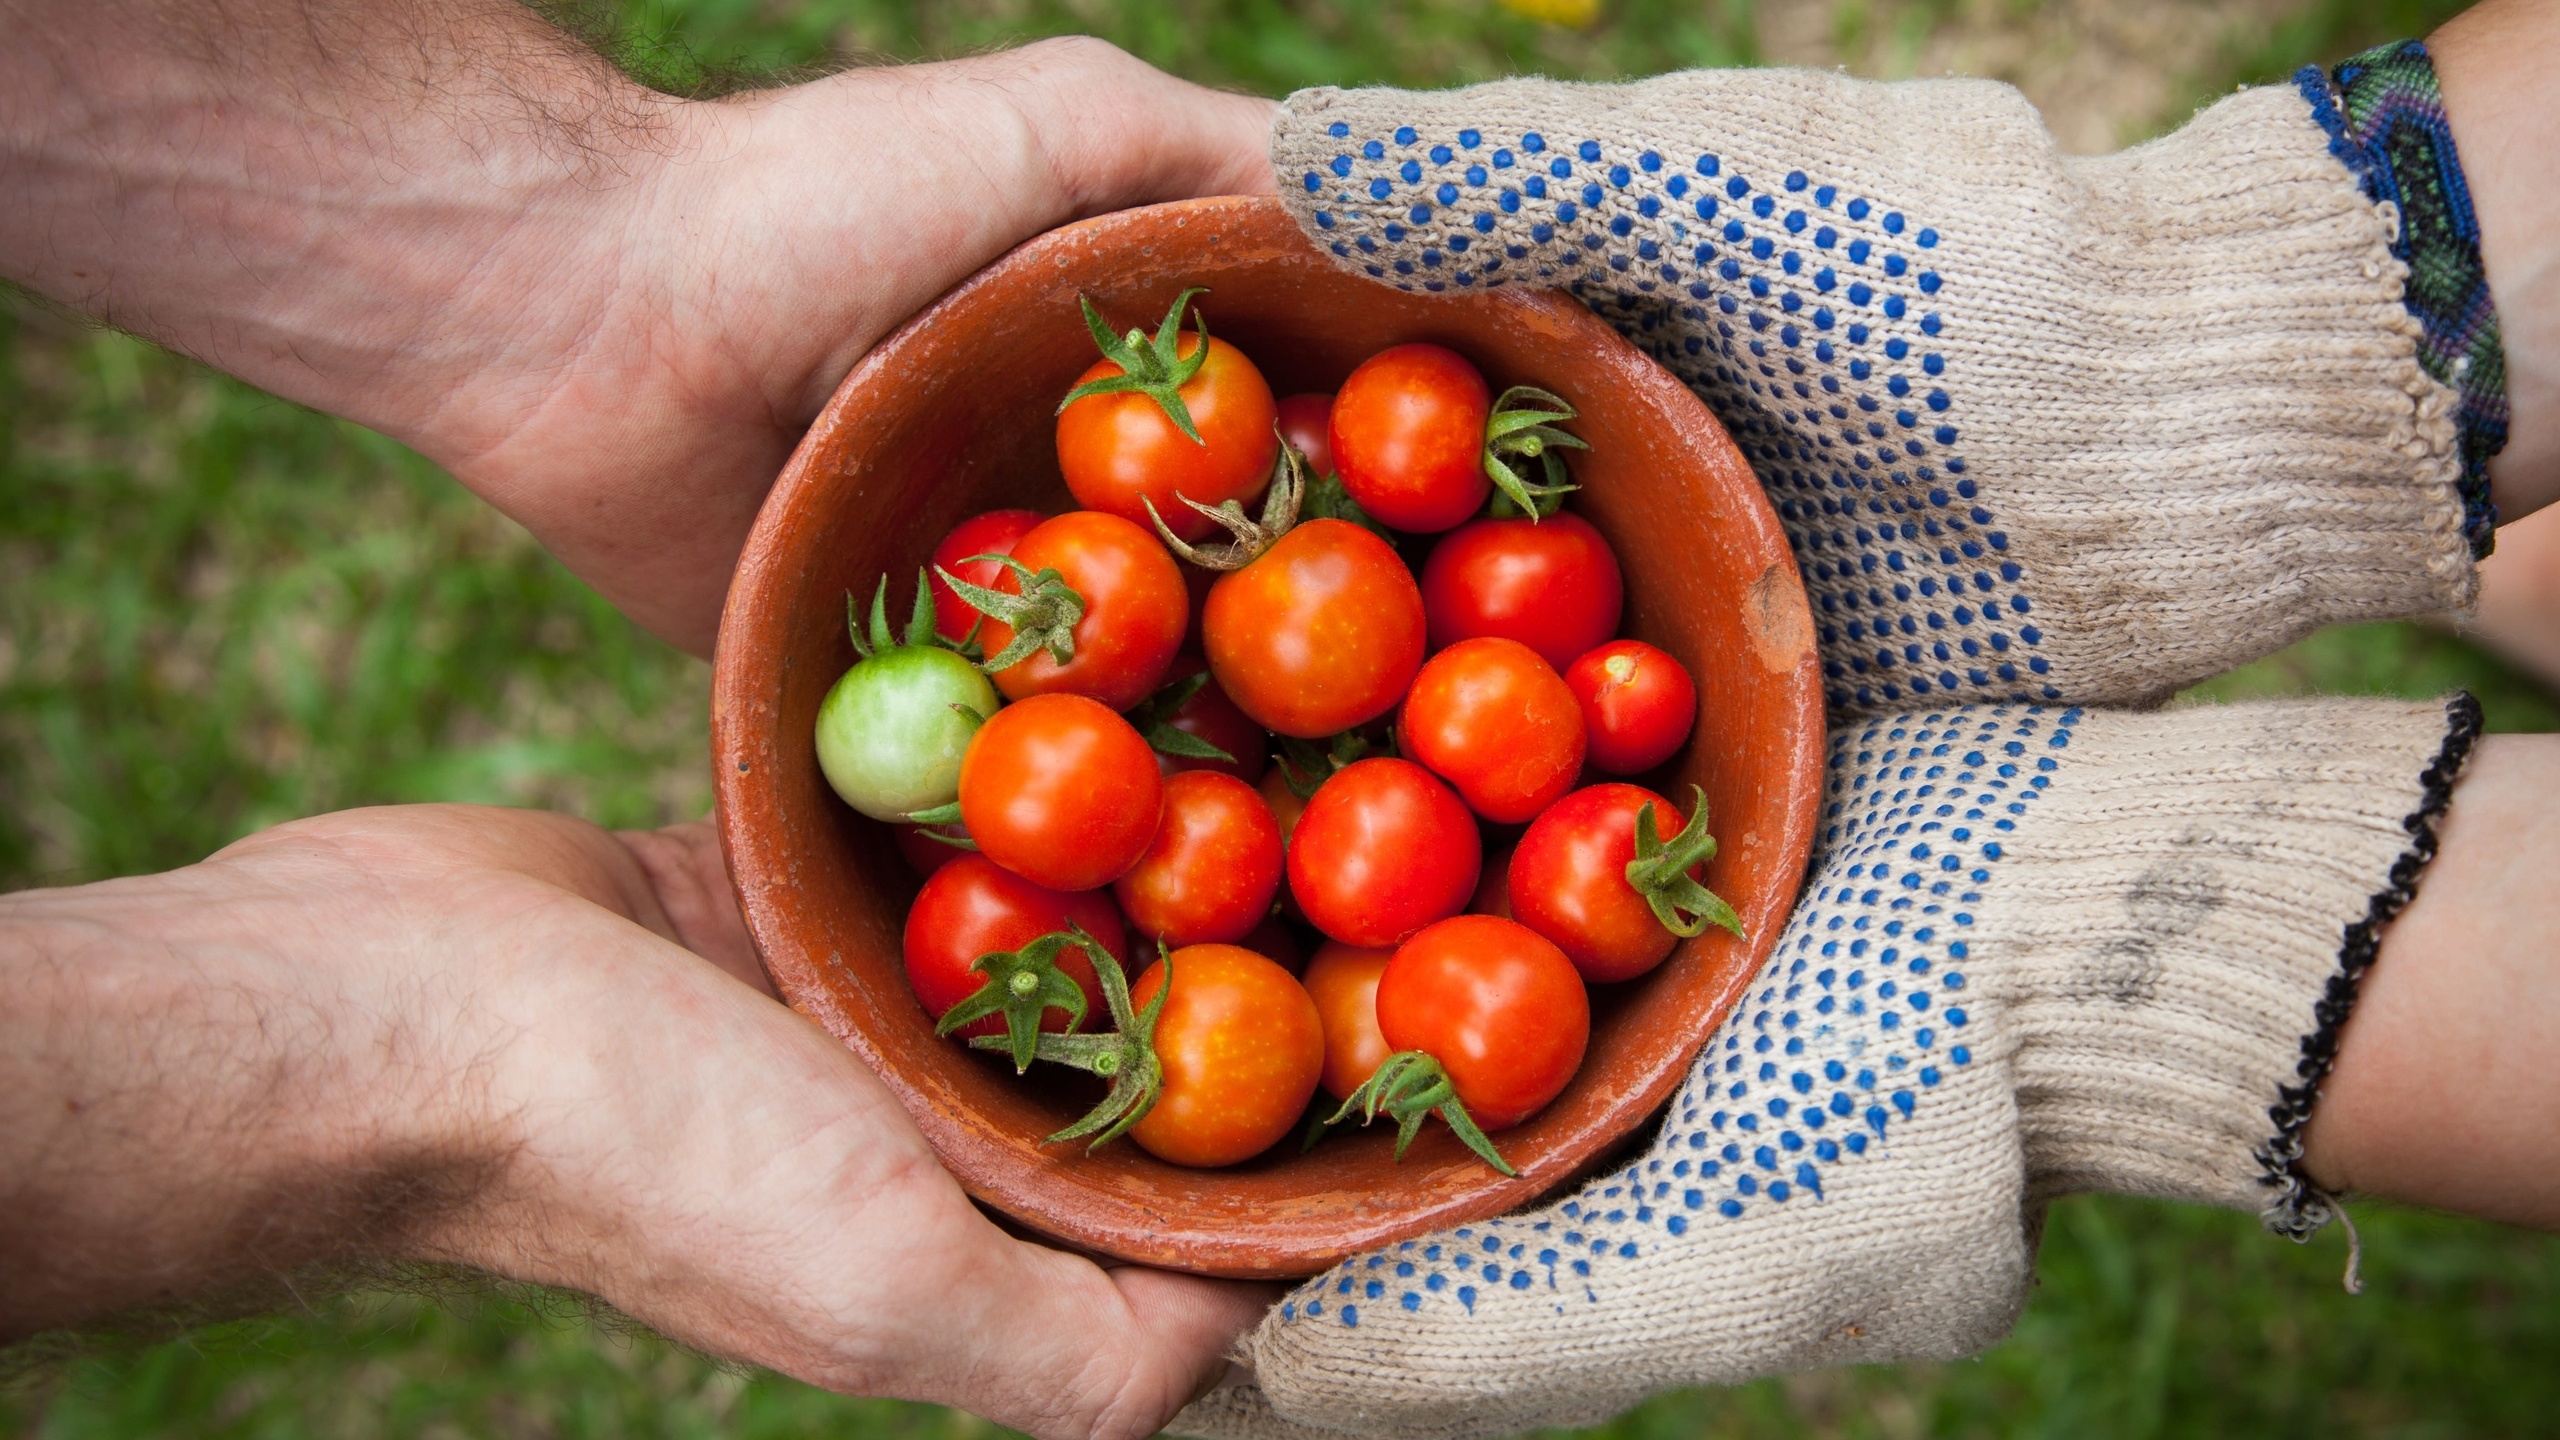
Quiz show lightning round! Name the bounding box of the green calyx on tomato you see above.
[1301,467,1393,541]
[1628,786,1745,940]
[969,936,1169,1153]
[1143,431,1304,570]
[1328,1049,1516,1176]
[934,928,1095,1073]
[817,573,1003,822]
[935,554,1087,675]
[1123,669,1236,765]
[1058,288,1217,445]
[1482,385,1588,521]
[850,568,983,664]
[1274,728,1390,801]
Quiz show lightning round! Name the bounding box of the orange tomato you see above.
[1329,343,1493,533]
[1301,941,1395,1102]
[957,693,1162,892]
[1204,519,1426,738]
[1128,944,1324,1167]
[1057,333,1277,543]
[977,510,1188,712]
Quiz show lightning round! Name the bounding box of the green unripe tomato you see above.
[815,645,1001,821]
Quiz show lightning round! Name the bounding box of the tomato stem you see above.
[1274,728,1388,800]
[934,554,1087,675]
[1142,431,1305,571]
[968,936,1169,1152]
[849,570,983,660]
[1329,1050,1517,1176]
[1057,289,1215,445]
[1481,385,1588,521]
[1625,785,1746,940]
[1301,467,1394,541]
[906,817,979,852]
[935,926,1101,1073]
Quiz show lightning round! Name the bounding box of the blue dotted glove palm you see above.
[1177,696,2473,1440]
[1270,69,2474,714]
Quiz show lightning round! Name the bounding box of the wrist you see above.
[1977,698,2478,1228]
[2433,0,2560,524]
[0,851,505,1336]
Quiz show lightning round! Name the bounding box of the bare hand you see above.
[0,806,1271,1440]
[2,8,1278,654]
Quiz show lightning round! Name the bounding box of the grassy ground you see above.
[6,1,2556,1436]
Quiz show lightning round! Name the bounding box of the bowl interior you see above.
[713,196,1821,1278]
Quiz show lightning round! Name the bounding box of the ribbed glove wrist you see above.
[1275,73,2475,712]
[1172,696,2476,1440]
[1954,699,2476,1221]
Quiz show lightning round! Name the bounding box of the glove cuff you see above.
[1979,696,2480,1227]
[1171,1379,1349,1440]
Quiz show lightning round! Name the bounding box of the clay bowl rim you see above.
[711,194,1824,1279]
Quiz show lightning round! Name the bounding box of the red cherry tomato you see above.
[1058,333,1278,543]
[1204,519,1426,738]
[901,854,1127,1039]
[1509,783,1694,983]
[1420,513,1625,672]
[1152,656,1268,784]
[1287,757,1480,948]
[1330,344,1492,533]
[1276,391,1335,476]
[1378,914,1589,1130]
[1113,771,1284,948]
[977,510,1187,712]
[1302,941,1394,1102]
[1398,637,1586,824]
[958,693,1163,892]
[1567,639,1698,775]
[928,508,1043,643]
[1471,842,1514,919]
[1128,944,1324,1167]
[894,823,971,880]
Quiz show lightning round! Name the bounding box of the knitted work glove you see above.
[1270,64,2498,714]
[1175,695,2478,1440]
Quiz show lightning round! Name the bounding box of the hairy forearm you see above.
[0,0,661,456]
[0,861,497,1337]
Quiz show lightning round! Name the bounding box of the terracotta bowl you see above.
[712,195,1822,1279]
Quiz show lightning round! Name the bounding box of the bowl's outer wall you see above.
[713,197,1822,1279]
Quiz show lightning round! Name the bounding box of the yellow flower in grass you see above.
[1499,0,1601,27]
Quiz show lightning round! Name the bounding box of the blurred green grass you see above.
[6,1,2555,1436]
[0,311,712,886]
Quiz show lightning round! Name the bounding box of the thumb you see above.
[922,1234,1280,1440]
